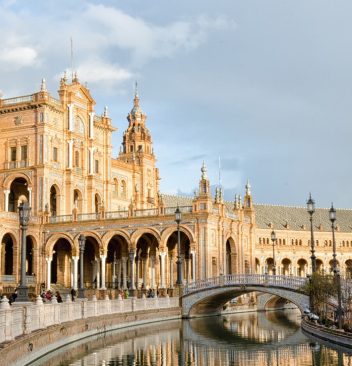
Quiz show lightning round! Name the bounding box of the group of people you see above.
[40,289,63,303]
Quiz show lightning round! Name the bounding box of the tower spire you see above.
[201,161,207,180]
[245,179,251,196]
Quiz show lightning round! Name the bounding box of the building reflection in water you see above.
[29,311,352,366]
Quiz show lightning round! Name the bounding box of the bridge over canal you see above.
[181,274,310,318]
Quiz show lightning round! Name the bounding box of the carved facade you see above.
[0,77,351,295]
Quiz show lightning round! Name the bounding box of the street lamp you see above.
[270,230,277,275]
[307,193,317,273]
[175,206,183,285]
[78,234,86,299]
[17,202,31,302]
[329,203,343,329]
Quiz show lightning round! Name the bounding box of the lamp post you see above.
[329,204,343,329]
[78,234,86,299]
[270,230,277,276]
[307,194,317,273]
[175,206,183,285]
[17,202,31,302]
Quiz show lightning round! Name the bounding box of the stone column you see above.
[150,256,156,289]
[3,190,9,212]
[67,139,73,169]
[67,104,74,131]
[122,257,127,289]
[112,257,116,287]
[100,255,106,289]
[191,251,196,281]
[46,257,52,290]
[96,259,100,289]
[129,251,136,291]
[72,256,79,290]
[143,257,148,288]
[88,112,95,139]
[159,252,166,288]
[88,147,95,175]
[117,259,121,289]
[169,255,174,289]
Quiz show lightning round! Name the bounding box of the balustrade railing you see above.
[105,210,129,219]
[1,95,33,106]
[183,274,308,295]
[134,208,159,217]
[77,212,99,221]
[164,206,193,215]
[0,296,179,344]
[49,214,73,224]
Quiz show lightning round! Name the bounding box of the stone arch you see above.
[7,177,30,212]
[94,193,101,214]
[0,232,17,276]
[225,236,238,275]
[76,231,103,254]
[130,228,161,248]
[281,258,291,275]
[102,230,131,253]
[345,259,352,278]
[3,172,33,190]
[297,258,308,277]
[316,258,324,273]
[134,230,161,290]
[45,233,75,256]
[51,238,72,287]
[73,188,83,212]
[26,234,39,276]
[106,233,130,289]
[182,286,309,318]
[49,184,60,217]
[161,225,195,246]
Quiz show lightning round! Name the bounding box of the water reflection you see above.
[28,311,352,366]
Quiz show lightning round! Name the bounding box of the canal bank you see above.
[0,296,180,366]
[302,318,352,350]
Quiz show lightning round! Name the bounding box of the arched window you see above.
[121,180,127,199]
[74,151,80,167]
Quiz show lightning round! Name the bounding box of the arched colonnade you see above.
[44,226,198,291]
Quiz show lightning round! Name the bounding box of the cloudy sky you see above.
[1,0,352,209]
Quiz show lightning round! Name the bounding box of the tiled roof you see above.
[254,204,352,232]
[162,194,352,232]
[161,194,193,207]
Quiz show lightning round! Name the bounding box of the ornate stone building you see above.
[0,76,351,295]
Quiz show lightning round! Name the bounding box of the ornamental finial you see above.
[41,78,47,92]
[245,179,251,195]
[201,161,207,180]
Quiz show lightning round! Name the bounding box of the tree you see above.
[301,273,336,320]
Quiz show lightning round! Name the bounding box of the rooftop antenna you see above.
[70,37,74,81]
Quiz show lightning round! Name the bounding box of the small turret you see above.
[199,161,210,197]
[244,179,253,209]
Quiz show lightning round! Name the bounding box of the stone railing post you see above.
[23,306,32,334]
[132,297,136,312]
[0,296,13,342]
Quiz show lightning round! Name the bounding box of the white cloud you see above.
[0,46,38,68]
[76,59,133,85]
[82,4,236,63]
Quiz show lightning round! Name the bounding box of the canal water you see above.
[28,310,352,366]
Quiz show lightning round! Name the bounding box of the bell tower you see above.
[121,83,153,158]
[119,83,159,208]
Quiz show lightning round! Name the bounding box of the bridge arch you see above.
[181,275,309,318]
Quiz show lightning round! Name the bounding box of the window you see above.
[21,145,27,161]
[74,151,80,167]
[95,159,99,174]
[53,147,58,162]
[10,147,16,162]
